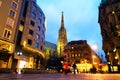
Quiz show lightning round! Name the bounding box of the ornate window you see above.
[3,28,12,39]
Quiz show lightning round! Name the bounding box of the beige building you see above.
[64,40,101,72]
[0,0,23,68]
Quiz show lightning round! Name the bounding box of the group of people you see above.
[63,62,79,75]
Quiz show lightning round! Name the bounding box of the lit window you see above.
[0,1,2,7]
[12,1,18,9]
[31,12,36,18]
[35,42,39,48]
[3,29,12,39]
[6,18,14,27]
[9,10,16,18]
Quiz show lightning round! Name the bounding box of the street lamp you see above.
[17,51,22,74]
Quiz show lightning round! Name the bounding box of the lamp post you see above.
[17,51,22,74]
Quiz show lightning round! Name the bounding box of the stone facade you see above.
[57,12,67,57]
[99,0,120,72]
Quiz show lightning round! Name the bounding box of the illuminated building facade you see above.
[64,40,101,72]
[0,0,23,68]
[57,12,68,57]
[99,0,120,72]
[0,0,46,70]
[13,0,46,69]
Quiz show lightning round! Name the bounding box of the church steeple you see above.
[57,12,68,57]
[61,11,64,28]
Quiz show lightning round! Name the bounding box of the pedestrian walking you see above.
[72,63,79,74]
[63,62,70,75]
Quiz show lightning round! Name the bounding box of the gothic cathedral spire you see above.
[57,12,68,57]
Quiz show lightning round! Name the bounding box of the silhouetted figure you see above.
[72,63,77,75]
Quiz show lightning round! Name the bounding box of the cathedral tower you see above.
[57,12,68,57]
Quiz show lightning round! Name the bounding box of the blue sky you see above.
[37,0,106,61]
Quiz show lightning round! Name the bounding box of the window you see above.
[0,1,2,7]
[42,31,44,35]
[37,26,41,31]
[31,12,36,18]
[6,18,14,27]
[9,10,16,18]
[36,34,40,39]
[12,2,18,9]
[35,42,39,48]
[30,20,35,26]
[28,39,32,45]
[40,46,43,50]
[32,5,37,11]
[39,11,42,16]
[29,29,33,35]
[38,18,41,24]
[3,29,12,39]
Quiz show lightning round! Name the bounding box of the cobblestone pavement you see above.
[0,73,120,80]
